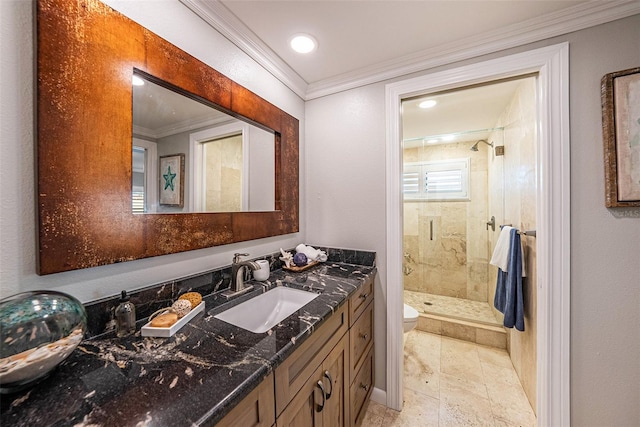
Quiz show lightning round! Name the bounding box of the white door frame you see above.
[385,43,570,426]
[189,122,250,211]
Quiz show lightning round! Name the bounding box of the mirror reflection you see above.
[132,72,275,213]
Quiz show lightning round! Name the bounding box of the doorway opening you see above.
[385,43,570,426]
[401,75,538,414]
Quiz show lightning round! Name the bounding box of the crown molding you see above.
[306,0,640,99]
[181,0,640,101]
[180,0,308,100]
[133,116,234,140]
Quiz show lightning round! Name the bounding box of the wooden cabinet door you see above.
[321,334,349,427]
[277,366,323,427]
[216,373,275,427]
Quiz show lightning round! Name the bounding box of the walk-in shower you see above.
[402,127,504,327]
[400,75,537,330]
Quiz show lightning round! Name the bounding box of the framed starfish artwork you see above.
[159,153,185,207]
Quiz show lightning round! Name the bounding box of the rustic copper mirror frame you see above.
[36,0,299,274]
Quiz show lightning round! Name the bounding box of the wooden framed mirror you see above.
[36,0,299,274]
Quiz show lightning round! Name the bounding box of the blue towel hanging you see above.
[493,228,525,331]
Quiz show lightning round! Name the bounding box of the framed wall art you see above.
[601,66,640,208]
[159,153,185,207]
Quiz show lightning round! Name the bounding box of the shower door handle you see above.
[430,220,434,241]
[486,216,496,232]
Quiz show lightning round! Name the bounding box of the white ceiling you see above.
[181,0,640,99]
[401,77,533,147]
[219,0,580,84]
[137,1,639,142]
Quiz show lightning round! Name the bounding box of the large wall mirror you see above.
[36,0,299,274]
[132,71,275,214]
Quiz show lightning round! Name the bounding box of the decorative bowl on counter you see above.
[0,291,87,393]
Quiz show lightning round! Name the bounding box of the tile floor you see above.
[362,330,536,426]
[404,290,500,326]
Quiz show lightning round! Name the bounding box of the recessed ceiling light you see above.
[132,75,145,86]
[418,100,437,109]
[290,34,317,54]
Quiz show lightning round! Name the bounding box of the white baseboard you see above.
[370,387,387,406]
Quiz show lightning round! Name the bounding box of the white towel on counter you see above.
[490,226,526,277]
[295,244,328,262]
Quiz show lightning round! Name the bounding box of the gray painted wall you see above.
[305,14,640,426]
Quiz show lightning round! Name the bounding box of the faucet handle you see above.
[233,253,250,263]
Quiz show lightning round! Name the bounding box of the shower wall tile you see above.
[467,261,488,302]
[476,328,507,349]
[417,316,443,334]
[423,267,442,293]
[440,237,466,267]
[438,266,467,298]
[487,77,537,412]
[403,235,422,292]
[467,217,488,261]
[404,203,420,236]
[441,204,467,237]
[403,139,489,303]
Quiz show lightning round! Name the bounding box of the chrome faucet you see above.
[224,253,260,298]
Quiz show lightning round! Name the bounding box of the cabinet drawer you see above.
[349,278,373,326]
[349,348,374,427]
[349,301,373,377]
[216,373,275,427]
[275,304,348,416]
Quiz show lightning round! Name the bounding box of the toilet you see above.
[403,303,419,340]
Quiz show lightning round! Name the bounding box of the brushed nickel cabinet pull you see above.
[316,380,327,412]
[323,370,333,400]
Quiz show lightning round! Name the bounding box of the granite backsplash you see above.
[84,246,375,338]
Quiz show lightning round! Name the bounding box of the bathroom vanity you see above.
[0,259,376,426]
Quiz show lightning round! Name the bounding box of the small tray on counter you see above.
[282,261,320,272]
[141,302,205,337]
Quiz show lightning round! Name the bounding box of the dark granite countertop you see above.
[0,262,376,426]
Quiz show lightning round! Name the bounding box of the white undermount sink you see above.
[214,287,319,333]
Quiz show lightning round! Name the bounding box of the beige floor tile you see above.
[440,391,496,427]
[477,345,514,369]
[483,364,536,426]
[362,330,537,427]
[440,372,489,401]
[493,415,537,427]
[361,399,386,427]
[404,330,441,399]
[482,361,522,388]
[486,384,536,427]
[382,388,439,427]
[441,337,485,384]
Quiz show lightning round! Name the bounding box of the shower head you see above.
[470,139,494,151]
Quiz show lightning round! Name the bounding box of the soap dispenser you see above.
[115,290,136,337]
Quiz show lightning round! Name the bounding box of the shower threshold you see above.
[404,290,506,349]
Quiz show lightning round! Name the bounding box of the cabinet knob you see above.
[360,333,369,341]
[359,293,368,300]
[323,370,333,400]
[316,380,327,412]
[360,383,370,392]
